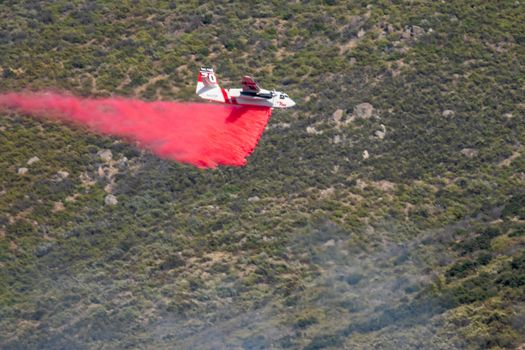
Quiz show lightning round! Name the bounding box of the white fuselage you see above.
[197,86,295,108]
[195,68,295,108]
[227,88,296,108]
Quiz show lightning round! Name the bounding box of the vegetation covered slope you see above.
[1,1,524,349]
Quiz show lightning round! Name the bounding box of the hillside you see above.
[1,1,524,349]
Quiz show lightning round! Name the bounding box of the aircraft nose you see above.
[288,99,296,107]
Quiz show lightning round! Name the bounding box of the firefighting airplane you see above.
[196,67,295,108]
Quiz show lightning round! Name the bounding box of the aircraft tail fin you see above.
[196,67,226,103]
[196,67,219,93]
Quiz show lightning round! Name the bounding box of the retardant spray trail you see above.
[0,92,272,168]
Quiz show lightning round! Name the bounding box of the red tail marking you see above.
[220,88,230,104]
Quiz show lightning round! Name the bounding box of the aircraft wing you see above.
[241,76,260,93]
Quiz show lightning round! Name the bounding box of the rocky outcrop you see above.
[442,110,455,118]
[353,103,374,119]
[104,194,118,206]
[27,156,40,165]
[402,25,425,39]
[375,124,386,139]
[411,25,424,37]
[269,122,291,129]
[306,126,322,135]
[80,172,96,187]
[52,201,65,212]
[17,167,28,175]
[57,170,69,179]
[332,109,344,123]
[461,148,478,158]
[323,239,336,247]
[97,149,113,162]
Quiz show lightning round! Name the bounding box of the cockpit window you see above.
[280,95,285,99]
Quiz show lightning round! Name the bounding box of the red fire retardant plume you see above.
[0,92,272,168]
